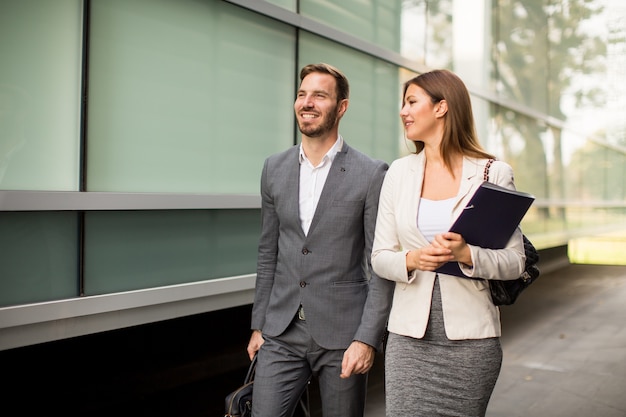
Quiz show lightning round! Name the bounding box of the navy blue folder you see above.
[435,181,535,277]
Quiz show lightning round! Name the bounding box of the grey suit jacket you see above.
[251,141,394,350]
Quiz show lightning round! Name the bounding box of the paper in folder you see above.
[436,181,535,277]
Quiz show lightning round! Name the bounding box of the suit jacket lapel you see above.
[284,146,305,238]
[306,143,349,237]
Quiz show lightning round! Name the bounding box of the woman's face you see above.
[400,84,440,142]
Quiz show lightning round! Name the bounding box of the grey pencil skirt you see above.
[385,277,502,417]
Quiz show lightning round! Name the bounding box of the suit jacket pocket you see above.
[327,200,364,231]
[330,199,364,215]
[331,199,364,207]
[332,279,368,287]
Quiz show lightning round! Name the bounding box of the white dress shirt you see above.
[298,136,343,235]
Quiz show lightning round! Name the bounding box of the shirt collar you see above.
[299,135,343,165]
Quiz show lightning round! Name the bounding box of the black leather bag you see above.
[489,234,540,305]
[224,355,311,417]
[483,159,540,306]
[224,355,256,417]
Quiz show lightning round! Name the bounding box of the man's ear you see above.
[338,99,349,118]
[435,100,448,118]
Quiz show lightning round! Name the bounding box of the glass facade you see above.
[300,0,403,54]
[0,212,78,306]
[83,210,260,295]
[298,32,402,161]
[87,0,296,193]
[0,0,82,191]
[1,0,625,346]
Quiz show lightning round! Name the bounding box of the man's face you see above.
[294,72,345,138]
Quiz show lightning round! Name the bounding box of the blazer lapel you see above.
[458,158,483,201]
[452,158,486,220]
[407,153,431,246]
[283,146,305,238]
[306,144,349,236]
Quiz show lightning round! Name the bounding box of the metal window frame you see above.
[0,191,261,211]
[0,274,255,351]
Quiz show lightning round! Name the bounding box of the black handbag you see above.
[483,159,540,306]
[224,355,311,417]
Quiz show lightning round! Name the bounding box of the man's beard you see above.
[297,104,339,138]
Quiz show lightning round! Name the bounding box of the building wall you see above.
[1,0,625,350]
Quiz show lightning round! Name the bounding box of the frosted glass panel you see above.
[0,212,78,307]
[299,33,401,164]
[87,0,295,193]
[83,210,260,295]
[301,0,403,55]
[0,0,82,191]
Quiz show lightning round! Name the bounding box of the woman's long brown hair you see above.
[403,69,494,175]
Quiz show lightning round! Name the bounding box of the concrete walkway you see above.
[364,263,626,417]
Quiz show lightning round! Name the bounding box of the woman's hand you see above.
[431,232,473,267]
[406,246,454,271]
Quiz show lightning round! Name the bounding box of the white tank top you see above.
[417,197,455,242]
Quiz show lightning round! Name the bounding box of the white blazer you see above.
[371,152,525,340]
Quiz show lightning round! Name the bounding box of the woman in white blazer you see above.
[372,69,525,417]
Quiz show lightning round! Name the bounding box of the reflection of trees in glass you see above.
[426,0,453,68]
[569,140,626,202]
[604,10,626,147]
[491,0,606,220]
[402,0,453,68]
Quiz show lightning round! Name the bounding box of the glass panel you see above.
[491,0,549,113]
[470,95,492,155]
[548,0,616,124]
[0,0,82,191]
[566,140,626,202]
[298,32,401,164]
[301,0,403,55]
[450,0,486,85]
[87,0,295,193]
[490,104,626,249]
[0,212,78,307]
[557,2,626,147]
[486,0,626,249]
[490,106,548,198]
[401,0,426,63]
[426,0,453,69]
[83,210,261,295]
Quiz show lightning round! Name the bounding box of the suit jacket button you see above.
[302,248,309,255]
[300,281,306,287]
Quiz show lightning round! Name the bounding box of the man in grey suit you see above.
[247,63,394,417]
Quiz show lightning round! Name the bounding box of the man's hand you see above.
[247,330,264,361]
[340,341,375,379]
